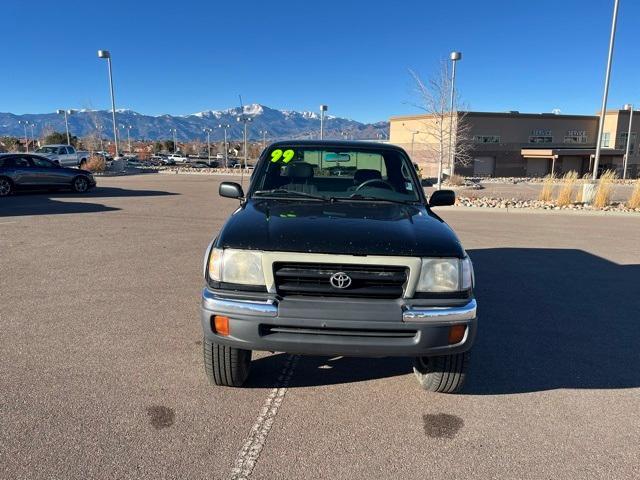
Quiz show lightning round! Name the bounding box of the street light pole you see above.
[127,125,132,152]
[623,103,634,180]
[97,50,120,162]
[237,116,252,169]
[592,0,619,180]
[320,104,328,140]
[28,122,36,149]
[18,120,28,152]
[448,51,462,177]
[57,109,72,145]
[218,124,230,168]
[170,128,177,153]
[203,128,212,164]
[259,130,267,149]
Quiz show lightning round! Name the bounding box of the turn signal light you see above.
[213,315,230,336]
[448,325,466,344]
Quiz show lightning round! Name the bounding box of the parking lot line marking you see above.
[229,354,299,480]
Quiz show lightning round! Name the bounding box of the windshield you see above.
[252,146,421,203]
[36,147,58,154]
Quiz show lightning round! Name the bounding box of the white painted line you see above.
[229,354,299,480]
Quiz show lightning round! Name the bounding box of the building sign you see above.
[567,130,586,136]
[531,129,552,136]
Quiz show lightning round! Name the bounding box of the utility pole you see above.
[259,130,267,149]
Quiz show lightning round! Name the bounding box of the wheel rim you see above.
[0,179,10,196]
[75,177,88,192]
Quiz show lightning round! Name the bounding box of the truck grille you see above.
[273,262,408,299]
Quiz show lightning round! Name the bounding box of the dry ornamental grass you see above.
[538,174,555,202]
[83,155,106,172]
[628,181,640,209]
[556,171,579,206]
[593,170,617,208]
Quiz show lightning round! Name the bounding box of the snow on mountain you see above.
[0,104,388,141]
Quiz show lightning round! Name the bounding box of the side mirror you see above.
[429,189,455,207]
[219,181,244,199]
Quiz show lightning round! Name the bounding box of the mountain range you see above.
[0,104,388,142]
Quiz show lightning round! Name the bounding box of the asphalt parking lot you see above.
[1,173,639,479]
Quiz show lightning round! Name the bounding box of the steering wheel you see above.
[355,179,395,191]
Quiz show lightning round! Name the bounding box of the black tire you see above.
[413,352,469,393]
[203,338,251,387]
[0,176,12,196]
[72,175,90,193]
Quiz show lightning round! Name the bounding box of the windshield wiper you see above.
[331,194,417,205]
[252,189,327,201]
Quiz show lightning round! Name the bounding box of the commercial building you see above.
[389,109,638,178]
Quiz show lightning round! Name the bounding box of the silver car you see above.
[0,154,96,196]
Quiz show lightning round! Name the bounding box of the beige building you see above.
[389,110,637,178]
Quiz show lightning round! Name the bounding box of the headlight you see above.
[207,248,265,286]
[416,257,473,292]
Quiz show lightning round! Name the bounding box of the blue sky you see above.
[1,0,639,123]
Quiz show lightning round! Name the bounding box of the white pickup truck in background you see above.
[35,145,90,168]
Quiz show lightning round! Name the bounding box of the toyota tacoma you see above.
[201,141,476,393]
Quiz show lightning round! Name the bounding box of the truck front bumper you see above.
[200,289,477,357]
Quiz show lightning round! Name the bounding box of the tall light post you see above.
[18,120,28,152]
[623,103,634,180]
[320,104,328,140]
[95,125,104,152]
[237,116,252,169]
[126,125,132,152]
[218,124,230,167]
[170,128,178,153]
[28,122,36,149]
[97,50,120,161]
[592,0,619,180]
[448,51,462,176]
[203,127,212,164]
[259,130,268,149]
[120,124,133,153]
[57,109,75,145]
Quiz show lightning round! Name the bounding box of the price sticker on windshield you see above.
[270,149,295,163]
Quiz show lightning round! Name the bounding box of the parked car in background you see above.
[0,153,96,196]
[167,153,188,163]
[35,145,90,169]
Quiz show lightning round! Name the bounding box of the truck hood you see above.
[216,199,464,257]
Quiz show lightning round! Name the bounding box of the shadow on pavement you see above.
[464,248,640,394]
[0,187,178,217]
[247,354,411,388]
[249,248,639,393]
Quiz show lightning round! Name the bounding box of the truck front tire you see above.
[203,338,251,387]
[413,352,468,393]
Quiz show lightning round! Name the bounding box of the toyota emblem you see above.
[329,272,352,289]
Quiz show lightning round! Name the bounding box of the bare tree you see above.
[409,61,473,186]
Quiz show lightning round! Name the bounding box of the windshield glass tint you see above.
[36,147,58,154]
[253,146,420,202]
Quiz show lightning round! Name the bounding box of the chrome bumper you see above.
[202,288,476,324]
[402,298,477,324]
